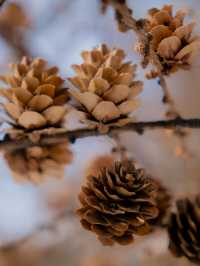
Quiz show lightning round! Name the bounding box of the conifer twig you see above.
[0,118,200,151]
[158,75,180,117]
[0,0,6,8]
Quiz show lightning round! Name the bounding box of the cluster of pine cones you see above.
[0,44,142,182]
[0,44,142,136]
[0,2,199,265]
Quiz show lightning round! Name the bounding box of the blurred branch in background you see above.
[0,2,31,58]
[0,0,6,8]
[0,189,75,266]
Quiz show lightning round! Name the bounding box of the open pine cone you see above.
[69,44,143,132]
[77,161,159,246]
[137,5,200,75]
[5,141,72,183]
[168,196,200,265]
[0,57,69,138]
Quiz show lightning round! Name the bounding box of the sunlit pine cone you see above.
[168,196,200,265]
[137,5,200,75]
[77,161,159,246]
[149,178,171,227]
[0,57,69,138]
[4,141,72,183]
[69,44,143,132]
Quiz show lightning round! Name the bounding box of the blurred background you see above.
[0,0,199,265]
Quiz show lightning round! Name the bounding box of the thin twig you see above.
[0,118,200,151]
[0,208,74,252]
[0,27,31,58]
[0,0,6,8]
[158,75,180,117]
[158,75,192,158]
[114,3,141,34]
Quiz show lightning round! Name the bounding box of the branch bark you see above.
[1,118,200,151]
[158,75,181,118]
[0,0,6,8]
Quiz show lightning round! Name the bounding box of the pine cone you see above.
[77,161,159,246]
[149,178,171,227]
[69,44,143,132]
[4,141,72,183]
[168,196,200,265]
[138,5,200,75]
[0,57,69,136]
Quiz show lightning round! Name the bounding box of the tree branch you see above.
[0,0,6,8]
[0,118,200,151]
[158,75,180,118]
[0,208,74,252]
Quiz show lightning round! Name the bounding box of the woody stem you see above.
[158,75,181,117]
[0,118,200,151]
[0,0,6,7]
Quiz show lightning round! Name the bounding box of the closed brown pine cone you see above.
[69,44,143,132]
[149,178,171,227]
[0,57,69,134]
[5,141,72,183]
[77,161,159,246]
[168,196,200,265]
[137,5,200,75]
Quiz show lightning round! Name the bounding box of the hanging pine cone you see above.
[69,44,143,132]
[168,196,200,265]
[4,141,72,183]
[149,178,171,227]
[77,161,159,246]
[0,57,69,140]
[137,5,200,75]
